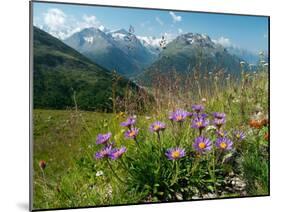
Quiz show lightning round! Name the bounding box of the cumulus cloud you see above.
[155,17,164,26]
[212,36,232,47]
[82,15,100,27]
[38,8,104,39]
[44,8,66,31]
[169,12,182,22]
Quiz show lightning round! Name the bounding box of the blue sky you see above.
[33,1,268,53]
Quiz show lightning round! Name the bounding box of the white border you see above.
[1,0,280,212]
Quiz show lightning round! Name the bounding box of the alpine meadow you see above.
[31,2,269,210]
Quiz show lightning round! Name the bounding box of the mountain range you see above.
[63,27,157,77]
[136,33,242,85]
[33,26,148,111]
[60,27,262,79]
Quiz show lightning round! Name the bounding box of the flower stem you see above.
[106,159,126,184]
[40,168,49,208]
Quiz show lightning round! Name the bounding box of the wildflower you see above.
[216,130,228,137]
[213,112,226,119]
[213,118,226,129]
[96,132,112,145]
[193,112,208,119]
[169,109,191,122]
[233,130,246,141]
[191,116,209,130]
[215,137,233,151]
[149,121,166,133]
[249,119,267,129]
[201,98,207,103]
[96,170,104,177]
[206,125,217,132]
[39,160,47,170]
[95,145,113,159]
[108,147,127,160]
[120,117,136,128]
[165,147,185,160]
[124,127,139,139]
[193,136,212,153]
[192,104,204,113]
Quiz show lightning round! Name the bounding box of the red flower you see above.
[39,160,47,170]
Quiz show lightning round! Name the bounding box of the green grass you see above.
[33,70,269,210]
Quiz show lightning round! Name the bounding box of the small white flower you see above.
[145,116,151,120]
[206,125,217,132]
[201,98,207,103]
[96,171,104,177]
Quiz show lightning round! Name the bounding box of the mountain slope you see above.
[226,46,259,65]
[64,27,156,77]
[137,33,242,85]
[33,26,146,111]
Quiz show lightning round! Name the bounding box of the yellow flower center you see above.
[172,151,180,158]
[176,115,183,121]
[129,131,136,137]
[197,121,203,127]
[220,142,227,149]
[154,125,160,131]
[198,142,206,149]
[236,134,241,139]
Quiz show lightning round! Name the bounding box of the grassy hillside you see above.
[33,27,150,112]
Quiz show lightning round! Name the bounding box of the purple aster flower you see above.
[165,147,185,160]
[149,121,166,133]
[120,117,136,128]
[215,137,233,151]
[95,145,113,159]
[216,130,228,138]
[192,104,204,113]
[233,130,246,141]
[191,116,209,130]
[193,136,212,153]
[96,133,112,145]
[124,127,139,139]
[169,109,192,122]
[213,112,226,119]
[193,113,208,119]
[213,118,226,129]
[108,146,127,160]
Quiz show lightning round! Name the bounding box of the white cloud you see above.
[169,12,182,22]
[212,36,232,47]
[178,28,183,34]
[82,15,100,27]
[39,8,104,39]
[155,17,164,26]
[44,8,66,31]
